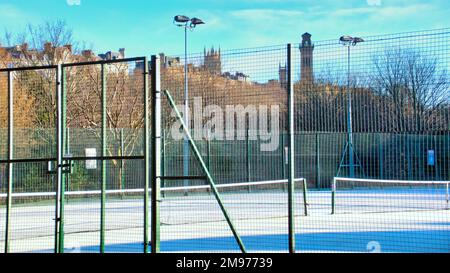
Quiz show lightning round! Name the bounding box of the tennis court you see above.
[1,179,449,253]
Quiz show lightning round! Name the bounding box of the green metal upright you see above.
[66,127,70,194]
[287,44,296,253]
[150,56,160,253]
[206,131,211,170]
[246,128,251,182]
[246,128,251,192]
[331,178,336,215]
[120,128,125,193]
[434,135,439,180]
[447,133,450,181]
[56,64,66,253]
[281,133,285,180]
[406,134,412,180]
[100,63,107,253]
[161,130,166,197]
[378,133,384,179]
[5,70,13,253]
[315,133,321,189]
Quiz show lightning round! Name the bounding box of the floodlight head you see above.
[190,17,205,27]
[352,37,364,44]
[340,35,354,43]
[174,15,190,23]
[340,35,364,46]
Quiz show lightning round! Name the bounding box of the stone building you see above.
[204,47,221,75]
[159,53,181,68]
[98,48,125,61]
[223,71,250,83]
[299,32,314,84]
[278,63,287,90]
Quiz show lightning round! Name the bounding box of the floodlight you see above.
[174,15,190,23]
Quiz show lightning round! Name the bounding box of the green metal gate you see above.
[0,57,150,253]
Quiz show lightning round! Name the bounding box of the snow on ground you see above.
[0,189,449,253]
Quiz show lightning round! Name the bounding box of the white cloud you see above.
[230,9,305,21]
[367,0,382,6]
[0,4,29,20]
[67,0,81,6]
[0,3,38,29]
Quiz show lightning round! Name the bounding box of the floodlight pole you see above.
[339,36,363,178]
[346,44,355,178]
[183,25,189,190]
[174,16,204,190]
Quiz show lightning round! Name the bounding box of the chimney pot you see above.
[64,44,72,53]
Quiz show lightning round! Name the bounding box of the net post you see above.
[246,127,251,192]
[331,177,336,215]
[446,183,449,209]
[164,89,247,253]
[66,127,70,199]
[378,133,384,179]
[302,179,308,216]
[434,135,439,180]
[150,55,161,253]
[206,130,211,171]
[120,128,125,198]
[281,132,285,180]
[287,43,296,253]
[315,133,320,189]
[161,130,166,198]
[4,70,13,253]
[100,62,107,253]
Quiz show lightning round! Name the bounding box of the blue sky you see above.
[0,0,448,57]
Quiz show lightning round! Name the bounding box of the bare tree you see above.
[65,62,146,189]
[372,48,449,132]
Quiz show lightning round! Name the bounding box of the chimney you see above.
[44,42,53,53]
[119,48,125,58]
[21,43,28,51]
[64,44,72,53]
[82,50,93,59]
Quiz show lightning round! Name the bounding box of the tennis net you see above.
[0,179,307,249]
[331,177,450,214]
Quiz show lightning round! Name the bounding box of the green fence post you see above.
[447,133,450,182]
[434,135,439,180]
[206,131,212,196]
[302,178,308,216]
[120,128,125,198]
[150,55,161,253]
[66,127,70,196]
[207,131,211,171]
[406,134,412,180]
[161,130,165,198]
[100,63,107,253]
[55,64,66,253]
[281,133,285,180]
[316,133,320,189]
[246,128,251,193]
[378,133,384,179]
[5,70,13,253]
[331,177,336,214]
[246,128,251,182]
[287,43,296,253]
